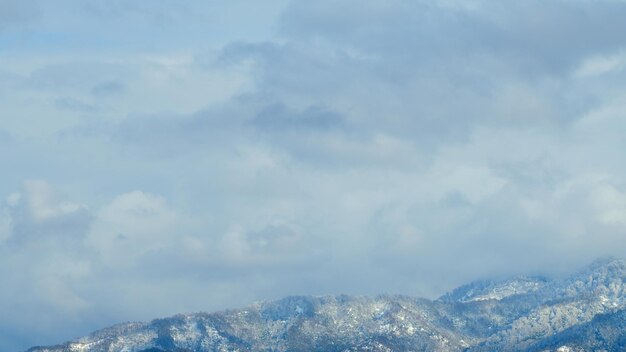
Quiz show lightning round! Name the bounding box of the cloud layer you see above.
[3,0,626,350]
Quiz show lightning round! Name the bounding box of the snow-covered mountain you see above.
[27,258,626,352]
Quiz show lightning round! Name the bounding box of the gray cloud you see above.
[91,81,125,97]
[0,0,41,31]
[24,62,131,92]
[80,0,196,25]
[54,97,100,113]
[252,104,344,132]
[279,0,626,72]
[0,129,12,144]
[215,42,574,152]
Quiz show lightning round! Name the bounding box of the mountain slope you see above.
[27,258,626,352]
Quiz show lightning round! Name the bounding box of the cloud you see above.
[86,191,184,267]
[80,0,196,25]
[0,181,93,348]
[591,180,626,227]
[54,97,100,113]
[0,0,41,31]
[91,81,125,97]
[278,0,626,72]
[252,103,344,132]
[2,180,91,246]
[214,35,578,155]
[0,129,13,144]
[24,62,132,92]
[5,1,626,351]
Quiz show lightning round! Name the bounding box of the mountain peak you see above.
[438,275,548,303]
[585,256,626,273]
[27,258,626,352]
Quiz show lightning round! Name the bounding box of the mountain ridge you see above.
[27,258,626,352]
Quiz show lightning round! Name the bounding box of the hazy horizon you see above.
[3,0,626,351]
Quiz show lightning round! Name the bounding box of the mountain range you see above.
[27,258,626,352]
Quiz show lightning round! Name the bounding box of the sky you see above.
[2,0,626,350]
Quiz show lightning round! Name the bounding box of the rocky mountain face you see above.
[27,258,626,352]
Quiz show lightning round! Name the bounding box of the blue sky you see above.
[3,0,626,350]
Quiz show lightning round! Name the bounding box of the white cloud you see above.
[87,191,182,267]
[574,52,626,78]
[20,180,86,221]
[591,181,626,227]
[0,208,11,245]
